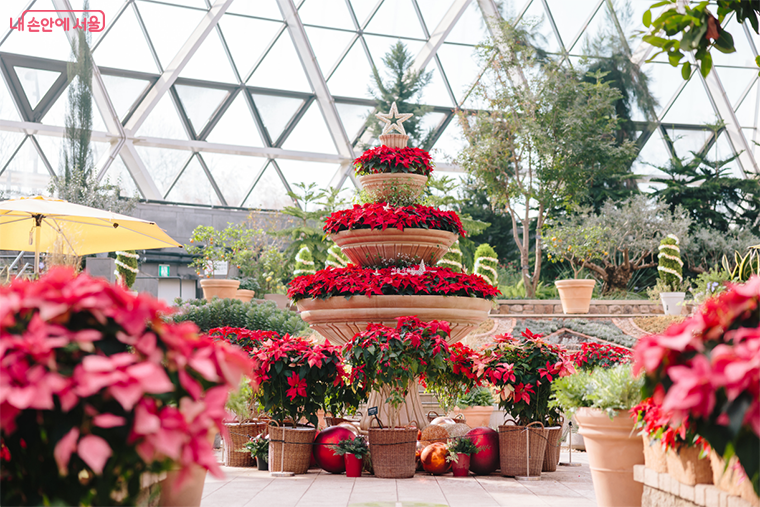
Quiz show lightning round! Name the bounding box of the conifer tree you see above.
[325,243,349,269]
[437,239,463,273]
[114,250,139,288]
[294,245,316,277]
[657,234,683,292]
[473,243,499,286]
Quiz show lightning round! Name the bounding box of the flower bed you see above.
[354,145,433,176]
[570,341,632,370]
[287,265,500,302]
[324,203,466,236]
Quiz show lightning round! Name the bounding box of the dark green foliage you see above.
[456,386,495,408]
[331,436,369,458]
[657,235,683,291]
[170,297,309,336]
[115,250,138,289]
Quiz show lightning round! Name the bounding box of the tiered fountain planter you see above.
[330,228,456,267]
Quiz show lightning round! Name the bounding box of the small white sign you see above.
[212,261,228,276]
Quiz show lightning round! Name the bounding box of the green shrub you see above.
[437,239,463,272]
[551,364,643,418]
[690,265,732,304]
[473,244,498,285]
[294,245,316,277]
[170,297,309,336]
[456,386,494,408]
[657,234,683,292]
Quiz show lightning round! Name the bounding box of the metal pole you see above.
[33,215,42,277]
[560,420,581,467]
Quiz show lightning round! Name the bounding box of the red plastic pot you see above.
[452,454,470,477]
[345,453,362,478]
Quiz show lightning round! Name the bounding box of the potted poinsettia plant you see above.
[542,222,606,314]
[343,317,452,478]
[0,268,254,507]
[479,330,575,477]
[423,342,485,421]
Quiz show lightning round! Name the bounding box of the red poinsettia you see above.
[324,203,466,236]
[287,264,500,302]
[354,145,433,176]
[631,397,709,453]
[571,342,632,371]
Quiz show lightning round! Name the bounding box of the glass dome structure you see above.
[0,0,758,209]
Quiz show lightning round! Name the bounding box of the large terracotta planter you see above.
[576,407,644,507]
[296,295,492,346]
[159,465,207,507]
[234,289,255,303]
[555,279,596,314]
[330,228,457,267]
[358,173,428,202]
[199,279,240,300]
[453,406,494,428]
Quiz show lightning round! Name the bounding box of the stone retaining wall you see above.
[495,299,694,316]
[634,465,757,507]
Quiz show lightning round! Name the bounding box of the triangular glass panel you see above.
[243,162,293,210]
[304,27,356,76]
[165,155,220,205]
[134,94,189,140]
[711,16,756,68]
[365,0,425,39]
[228,0,282,20]
[247,32,312,92]
[631,128,671,179]
[251,93,304,144]
[100,154,141,198]
[94,5,159,73]
[661,76,716,125]
[669,128,712,161]
[735,80,758,128]
[65,0,130,47]
[544,0,600,51]
[34,135,66,176]
[437,43,481,104]
[419,63,454,107]
[0,137,52,196]
[710,131,740,169]
[201,152,267,207]
[133,145,192,195]
[503,0,532,21]
[219,15,284,80]
[1,0,73,61]
[713,67,758,109]
[207,93,265,147]
[443,1,490,46]
[299,0,354,29]
[417,111,446,147]
[179,30,237,84]
[327,38,374,98]
[136,2,206,70]
[16,67,61,109]
[349,0,380,28]
[336,103,374,142]
[101,74,151,121]
[516,0,559,54]
[281,102,338,154]
[646,62,689,117]
[276,158,338,192]
[415,0,446,34]
[41,78,108,133]
[363,35,425,71]
[174,85,228,136]
[0,77,21,121]
[574,3,613,55]
[0,131,26,169]
[430,117,466,163]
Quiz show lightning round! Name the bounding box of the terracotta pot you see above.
[345,453,363,477]
[159,464,207,507]
[264,293,290,310]
[234,289,255,303]
[199,279,240,300]
[660,292,686,316]
[666,445,711,486]
[379,133,409,148]
[358,173,428,202]
[330,228,457,267]
[454,406,493,429]
[641,435,668,474]
[555,279,596,314]
[297,295,492,346]
[452,454,471,477]
[542,426,563,472]
[575,407,644,507]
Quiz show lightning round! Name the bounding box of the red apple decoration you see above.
[466,427,499,475]
[313,426,356,474]
[421,442,451,475]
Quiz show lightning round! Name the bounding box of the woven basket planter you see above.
[268,424,316,475]
[642,435,668,474]
[498,422,548,477]
[542,426,563,472]
[222,421,268,467]
[666,445,712,486]
[330,228,457,267]
[368,427,418,478]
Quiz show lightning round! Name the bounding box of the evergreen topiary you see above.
[294,245,316,277]
[325,243,349,269]
[437,239,463,273]
[473,243,498,286]
[657,234,683,291]
[114,250,139,289]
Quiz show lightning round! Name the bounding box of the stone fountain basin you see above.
[330,228,457,267]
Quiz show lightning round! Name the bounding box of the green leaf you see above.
[714,29,736,53]
[681,61,692,80]
[700,52,713,77]
[643,9,652,27]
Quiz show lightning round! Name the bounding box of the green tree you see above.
[656,234,683,291]
[457,23,637,297]
[367,41,433,148]
[294,245,316,277]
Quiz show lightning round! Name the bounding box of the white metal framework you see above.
[0,0,758,209]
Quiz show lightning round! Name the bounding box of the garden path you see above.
[201,452,596,507]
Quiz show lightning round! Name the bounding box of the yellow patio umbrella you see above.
[0,195,181,275]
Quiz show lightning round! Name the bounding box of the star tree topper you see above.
[376,101,413,135]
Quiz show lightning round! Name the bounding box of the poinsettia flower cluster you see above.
[477,330,575,426]
[631,397,709,453]
[287,265,500,302]
[324,203,466,237]
[209,326,278,355]
[633,276,760,496]
[354,145,433,176]
[0,268,253,507]
[571,341,632,371]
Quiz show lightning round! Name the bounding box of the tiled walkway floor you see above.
[201,452,597,507]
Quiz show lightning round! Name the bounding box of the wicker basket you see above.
[542,426,563,472]
[368,427,418,478]
[642,435,668,474]
[667,445,712,486]
[223,421,268,467]
[268,423,316,474]
[498,422,548,477]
